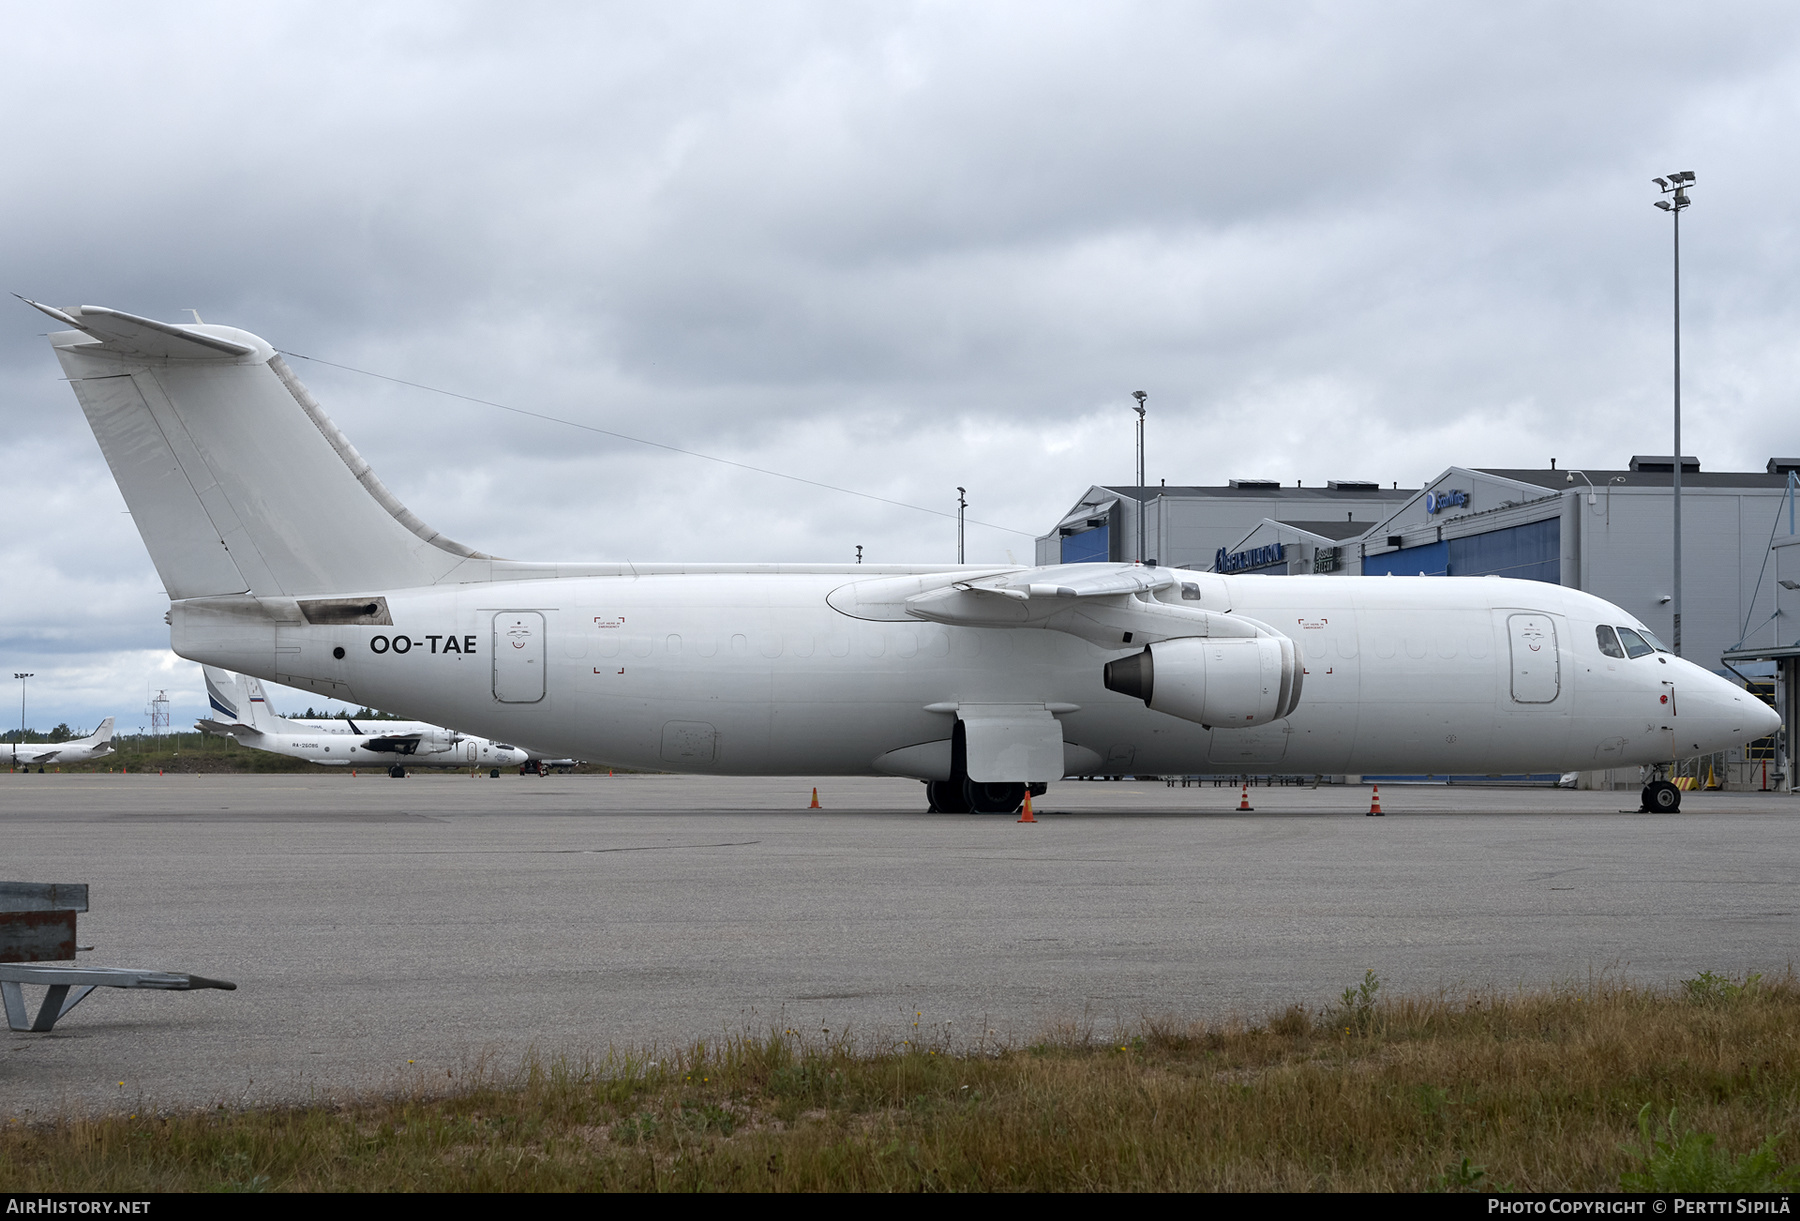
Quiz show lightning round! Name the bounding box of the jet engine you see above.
[1102,635,1302,728]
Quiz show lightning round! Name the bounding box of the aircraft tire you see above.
[490,768,501,778]
[964,780,1026,815]
[388,765,406,779]
[1642,780,1681,813]
[926,780,970,814]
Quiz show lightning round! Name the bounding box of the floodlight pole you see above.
[14,673,31,760]
[957,487,967,564]
[1654,171,1694,656]
[1131,391,1147,563]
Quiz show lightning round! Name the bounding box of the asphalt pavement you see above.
[2,771,1795,1113]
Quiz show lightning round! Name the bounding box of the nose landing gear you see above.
[1640,780,1681,813]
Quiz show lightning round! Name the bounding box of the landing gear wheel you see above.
[490,768,501,778]
[926,780,970,813]
[388,765,406,779]
[964,780,1026,815]
[1642,780,1681,813]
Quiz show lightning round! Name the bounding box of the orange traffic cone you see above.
[1367,785,1383,816]
[809,786,821,809]
[1237,783,1254,812]
[1018,790,1037,823]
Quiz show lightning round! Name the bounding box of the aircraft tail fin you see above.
[27,301,496,599]
[239,675,310,735]
[202,666,243,724]
[86,717,115,745]
[242,675,279,732]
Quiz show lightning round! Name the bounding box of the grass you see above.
[4,972,1799,1191]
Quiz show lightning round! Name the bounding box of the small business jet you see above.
[8,718,116,771]
[31,302,1780,813]
[197,666,529,777]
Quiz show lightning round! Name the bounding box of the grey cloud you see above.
[6,1,1800,731]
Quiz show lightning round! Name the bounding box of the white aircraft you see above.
[258,710,579,774]
[201,666,574,773]
[29,302,1780,814]
[197,665,530,777]
[9,718,116,770]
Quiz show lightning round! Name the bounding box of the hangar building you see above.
[1036,480,1416,569]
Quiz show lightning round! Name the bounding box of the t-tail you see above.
[25,301,494,600]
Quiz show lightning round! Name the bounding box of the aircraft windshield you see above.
[1616,627,1654,659]
[1639,629,1672,653]
[1596,625,1626,658]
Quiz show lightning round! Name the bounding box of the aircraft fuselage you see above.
[171,570,1767,779]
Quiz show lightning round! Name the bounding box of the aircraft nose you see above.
[1688,667,1781,748]
[1756,699,1783,739]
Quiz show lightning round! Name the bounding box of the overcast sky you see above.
[3,1,1798,734]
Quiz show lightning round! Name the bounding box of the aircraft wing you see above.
[356,733,425,755]
[895,563,1270,650]
[1017,566,1178,599]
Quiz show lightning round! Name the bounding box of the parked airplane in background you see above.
[203,671,579,773]
[259,707,580,774]
[31,302,1780,813]
[198,667,530,777]
[8,718,116,771]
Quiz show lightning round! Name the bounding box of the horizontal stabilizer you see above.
[195,718,259,740]
[23,301,256,358]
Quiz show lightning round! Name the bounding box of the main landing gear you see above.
[923,721,1043,814]
[926,779,1040,815]
[1640,780,1681,813]
[387,764,407,779]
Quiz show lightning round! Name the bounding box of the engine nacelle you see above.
[1102,634,1302,728]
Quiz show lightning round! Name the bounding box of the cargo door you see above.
[493,611,546,703]
[1507,613,1560,704]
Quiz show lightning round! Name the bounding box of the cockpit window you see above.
[1639,629,1671,654]
[1616,627,1654,659]
[1596,625,1626,658]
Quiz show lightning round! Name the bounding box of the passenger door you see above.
[1507,613,1560,704]
[493,611,546,703]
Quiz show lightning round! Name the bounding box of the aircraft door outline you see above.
[493,611,546,703]
[1506,613,1560,704]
